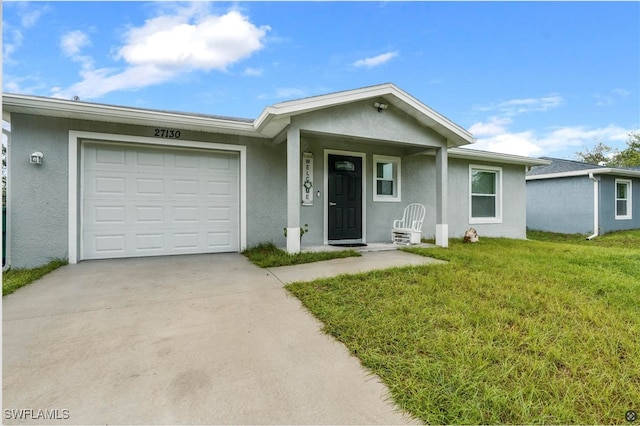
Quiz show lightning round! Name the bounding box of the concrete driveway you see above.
[3,253,421,425]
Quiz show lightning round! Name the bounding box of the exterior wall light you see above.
[30,151,44,165]
[374,102,388,113]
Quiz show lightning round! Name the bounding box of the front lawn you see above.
[286,236,640,424]
[3,258,68,296]
[528,228,640,249]
[243,242,360,268]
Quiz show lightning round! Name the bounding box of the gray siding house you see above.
[527,157,640,236]
[3,84,547,268]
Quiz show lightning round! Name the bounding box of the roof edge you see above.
[2,93,259,135]
[448,147,551,166]
[257,83,475,146]
[527,168,640,180]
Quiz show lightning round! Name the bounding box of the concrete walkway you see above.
[2,251,438,425]
[269,250,445,284]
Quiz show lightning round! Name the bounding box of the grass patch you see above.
[243,242,360,268]
[286,236,640,424]
[528,228,640,249]
[3,258,68,296]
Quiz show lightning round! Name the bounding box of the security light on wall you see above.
[374,102,388,113]
[30,151,43,165]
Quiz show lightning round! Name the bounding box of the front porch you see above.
[272,86,471,255]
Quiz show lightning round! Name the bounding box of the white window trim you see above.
[469,164,503,224]
[373,155,401,202]
[615,178,632,220]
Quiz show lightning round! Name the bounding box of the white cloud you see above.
[469,123,633,158]
[116,10,269,71]
[52,7,270,100]
[20,5,48,28]
[243,67,263,76]
[3,3,49,64]
[61,30,90,57]
[471,131,543,157]
[275,87,305,99]
[612,88,630,97]
[352,51,398,68]
[53,65,175,100]
[475,94,563,116]
[2,29,23,64]
[468,117,512,137]
[594,88,631,107]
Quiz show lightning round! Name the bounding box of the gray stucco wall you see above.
[8,113,285,268]
[293,137,529,245]
[448,159,528,239]
[8,104,530,267]
[8,115,70,268]
[598,175,640,233]
[294,134,440,247]
[526,175,640,235]
[292,99,448,148]
[526,176,594,234]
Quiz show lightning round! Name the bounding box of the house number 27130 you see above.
[154,128,181,139]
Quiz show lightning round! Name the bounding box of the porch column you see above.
[435,147,449,248]
[286,125,301,253]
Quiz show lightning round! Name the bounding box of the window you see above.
[469,165,502,223]
[373,155,401,202]
[615,179,632,220]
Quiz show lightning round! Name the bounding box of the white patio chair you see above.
[392,203,426,245]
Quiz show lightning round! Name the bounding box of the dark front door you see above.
[328,154,363,241]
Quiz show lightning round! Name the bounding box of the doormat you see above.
[329,243,368,248]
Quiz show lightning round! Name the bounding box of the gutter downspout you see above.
[586,173,599,240]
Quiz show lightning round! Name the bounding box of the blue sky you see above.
[3,1,639,159]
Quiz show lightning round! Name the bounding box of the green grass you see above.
[243,242,361,268]
[3,258,68,296]
[528,228,640,249]
[286,235,640,424]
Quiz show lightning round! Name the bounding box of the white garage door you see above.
[82,142,239,260]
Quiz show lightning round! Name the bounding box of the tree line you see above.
[575,131,640,168]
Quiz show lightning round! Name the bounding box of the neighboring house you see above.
[527,157,640,236]
[2,83,547,268]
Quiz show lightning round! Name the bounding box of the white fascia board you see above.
[527,168,640,180]
[386,86,475,145]
[3,94,259,137]
[269,83,397,115]
[448,147,551,166]
[254,83,475,146]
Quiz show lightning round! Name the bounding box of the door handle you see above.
[329,202,337,206]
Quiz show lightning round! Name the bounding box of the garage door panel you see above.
[94,206,126,224]
[135,206,164,223]
[93,147,126,166]
[94,177,126,195]
[83,143,239,260]
[136,178,164,195]
[136,151,164,167]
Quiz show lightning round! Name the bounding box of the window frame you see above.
[373,155,401,202]
[615,178,632,220]
[469,164,503,224]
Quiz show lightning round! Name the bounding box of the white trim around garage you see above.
[68,130,247,264]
